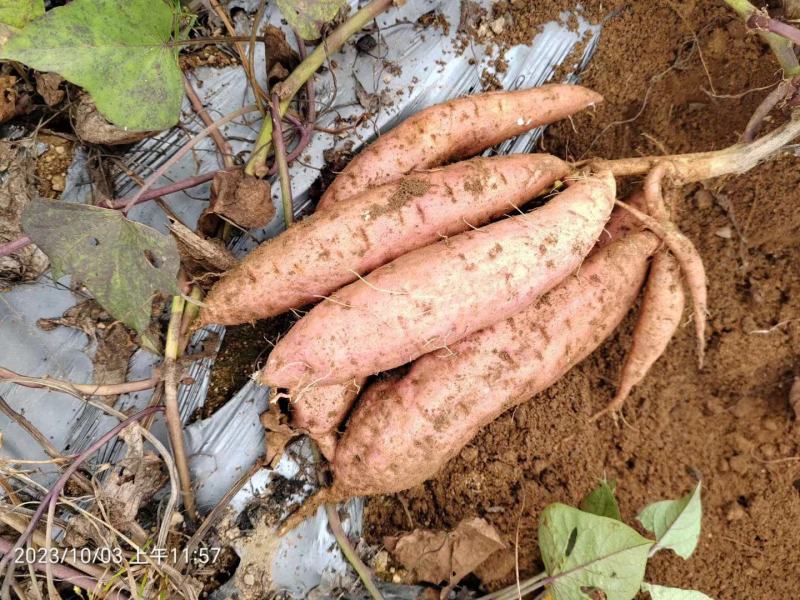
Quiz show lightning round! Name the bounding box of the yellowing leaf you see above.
[637,482,702,559]
[22,199,181,335]
[276,0,347,40]
[0,0,182,131]
[539,504,652,600]
[0,0,44,28]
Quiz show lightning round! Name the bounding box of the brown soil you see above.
[363,2,800,598]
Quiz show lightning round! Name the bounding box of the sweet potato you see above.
[290,378,364,460]
[592,251,685,420]
[275,232,660,530]
[262,171,616,388]
[317,85,602,209]
[199,154,568,326]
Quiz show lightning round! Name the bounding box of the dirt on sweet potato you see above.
[363,2,800,598]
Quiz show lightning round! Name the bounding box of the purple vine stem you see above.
[747,13,800,47]
[0,405,164,576]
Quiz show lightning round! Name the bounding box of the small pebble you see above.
[715,226,733,239]
[490,16,506,34]
[726,502,746,521]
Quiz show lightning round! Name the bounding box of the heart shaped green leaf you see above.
[0,0,44,28]
[539,503,653,600]
[22,199,181,335]
[637,482,702,559]
[580,479,622,521]
[642,582,714,599]
[0,0,182,130]
[276,0,347,40]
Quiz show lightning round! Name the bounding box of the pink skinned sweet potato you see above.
[318,84,602,209]
[330,231,661,497]
[290,378,365,461]
[199,154,569,326]
[261,171,616,388]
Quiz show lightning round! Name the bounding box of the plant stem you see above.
[271,94,294,228]
[0,366,160,396]
[244,0,395,175]
[183,76,235,168]
[164,295,197,522]
[324,504,385,600]
[723,0,800,75]
[747,12,800,47]
[590,113,800,180]
[479,570,549,600]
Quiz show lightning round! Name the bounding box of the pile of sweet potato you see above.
[198,85,707,522]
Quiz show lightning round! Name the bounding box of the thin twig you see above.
[245,0,395,174]
[271,94,294,228]
[183,77,235,168]
[0,366,160,397]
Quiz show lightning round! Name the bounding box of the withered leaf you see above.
[21,199,181,335]
[260,401,297,468]
[169,218,237,278]
[386,517,506,589]
[198,170,274,235]
[34,72,64,107]
[73,94,154,145]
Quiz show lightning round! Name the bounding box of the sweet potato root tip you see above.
[614,199,708,369]
[591,250,685,421]
[643,162,675,221]
[318,84,603,209]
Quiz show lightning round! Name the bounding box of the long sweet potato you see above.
[199,154,568,326]
[262,171,616,388]
[330,232,660,497]
[318,85,602,209]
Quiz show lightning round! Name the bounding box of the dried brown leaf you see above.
[264,25,299,86]
[260,402,297,468]
[198,170,274,235]
[169,218,237,279]
[0,75,19,123]
[0,141,48,284]
[72,94,154,145]
[386,517,506,589]
[34,72,64,106]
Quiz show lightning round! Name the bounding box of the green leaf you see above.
[276,0,347,40]
[642,582,714,600]
[580,479,622,521]
[539,503,653,600]
[637,482,702,559]
[0,0,182,131]
[0,0,44,28]
[22,199,181,335]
